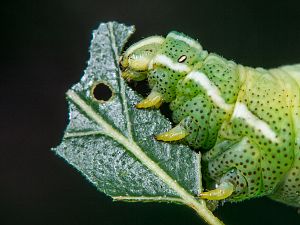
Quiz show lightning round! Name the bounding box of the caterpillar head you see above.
[121,32,208,106]
[120,36,165,81]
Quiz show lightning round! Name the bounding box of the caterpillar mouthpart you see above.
[122,69,147,81]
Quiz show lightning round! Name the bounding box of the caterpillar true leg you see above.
[136,90,163,109]
[155,123,188,141]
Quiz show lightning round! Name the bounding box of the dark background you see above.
[1,0,300,225]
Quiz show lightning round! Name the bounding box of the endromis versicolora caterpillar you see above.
[120,31,300,207]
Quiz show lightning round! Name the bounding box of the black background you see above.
[1,0,300,225]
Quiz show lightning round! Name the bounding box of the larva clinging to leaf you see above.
[120,31,300,207]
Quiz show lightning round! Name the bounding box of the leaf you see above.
[52,22,223,225]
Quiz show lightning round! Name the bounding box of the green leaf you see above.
[53,22,223,225]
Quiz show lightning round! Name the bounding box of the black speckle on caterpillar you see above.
[120,31,300,207]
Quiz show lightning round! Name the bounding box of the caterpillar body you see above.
[120,31,300,207]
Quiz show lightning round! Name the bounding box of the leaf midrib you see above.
[108,22,134,141]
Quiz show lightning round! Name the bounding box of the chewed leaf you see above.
[53,22,223,225]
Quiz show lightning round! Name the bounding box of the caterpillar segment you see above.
[120,31,300,207]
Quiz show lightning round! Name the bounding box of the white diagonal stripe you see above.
[186,71,233,112]
[149,54,191,73]
[232,102,278,142]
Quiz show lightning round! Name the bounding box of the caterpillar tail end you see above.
[136,91,163,109]
[155,124,188,141]
[200,182,234,201]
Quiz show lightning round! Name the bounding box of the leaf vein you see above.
[113,196,185,204]
[108,22,134,141]
[64,131,105,138]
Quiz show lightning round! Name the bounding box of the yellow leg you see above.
[200,182,234,201]
[136,91,163,109]
[155,124,188,141]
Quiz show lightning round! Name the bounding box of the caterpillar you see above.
[119,31,300,207]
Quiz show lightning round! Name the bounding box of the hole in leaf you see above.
[91,82,113,102]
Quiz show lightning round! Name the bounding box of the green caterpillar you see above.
[119,31,300,207]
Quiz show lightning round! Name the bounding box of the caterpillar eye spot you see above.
[178,55,187,63]
[91,82,113,102]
